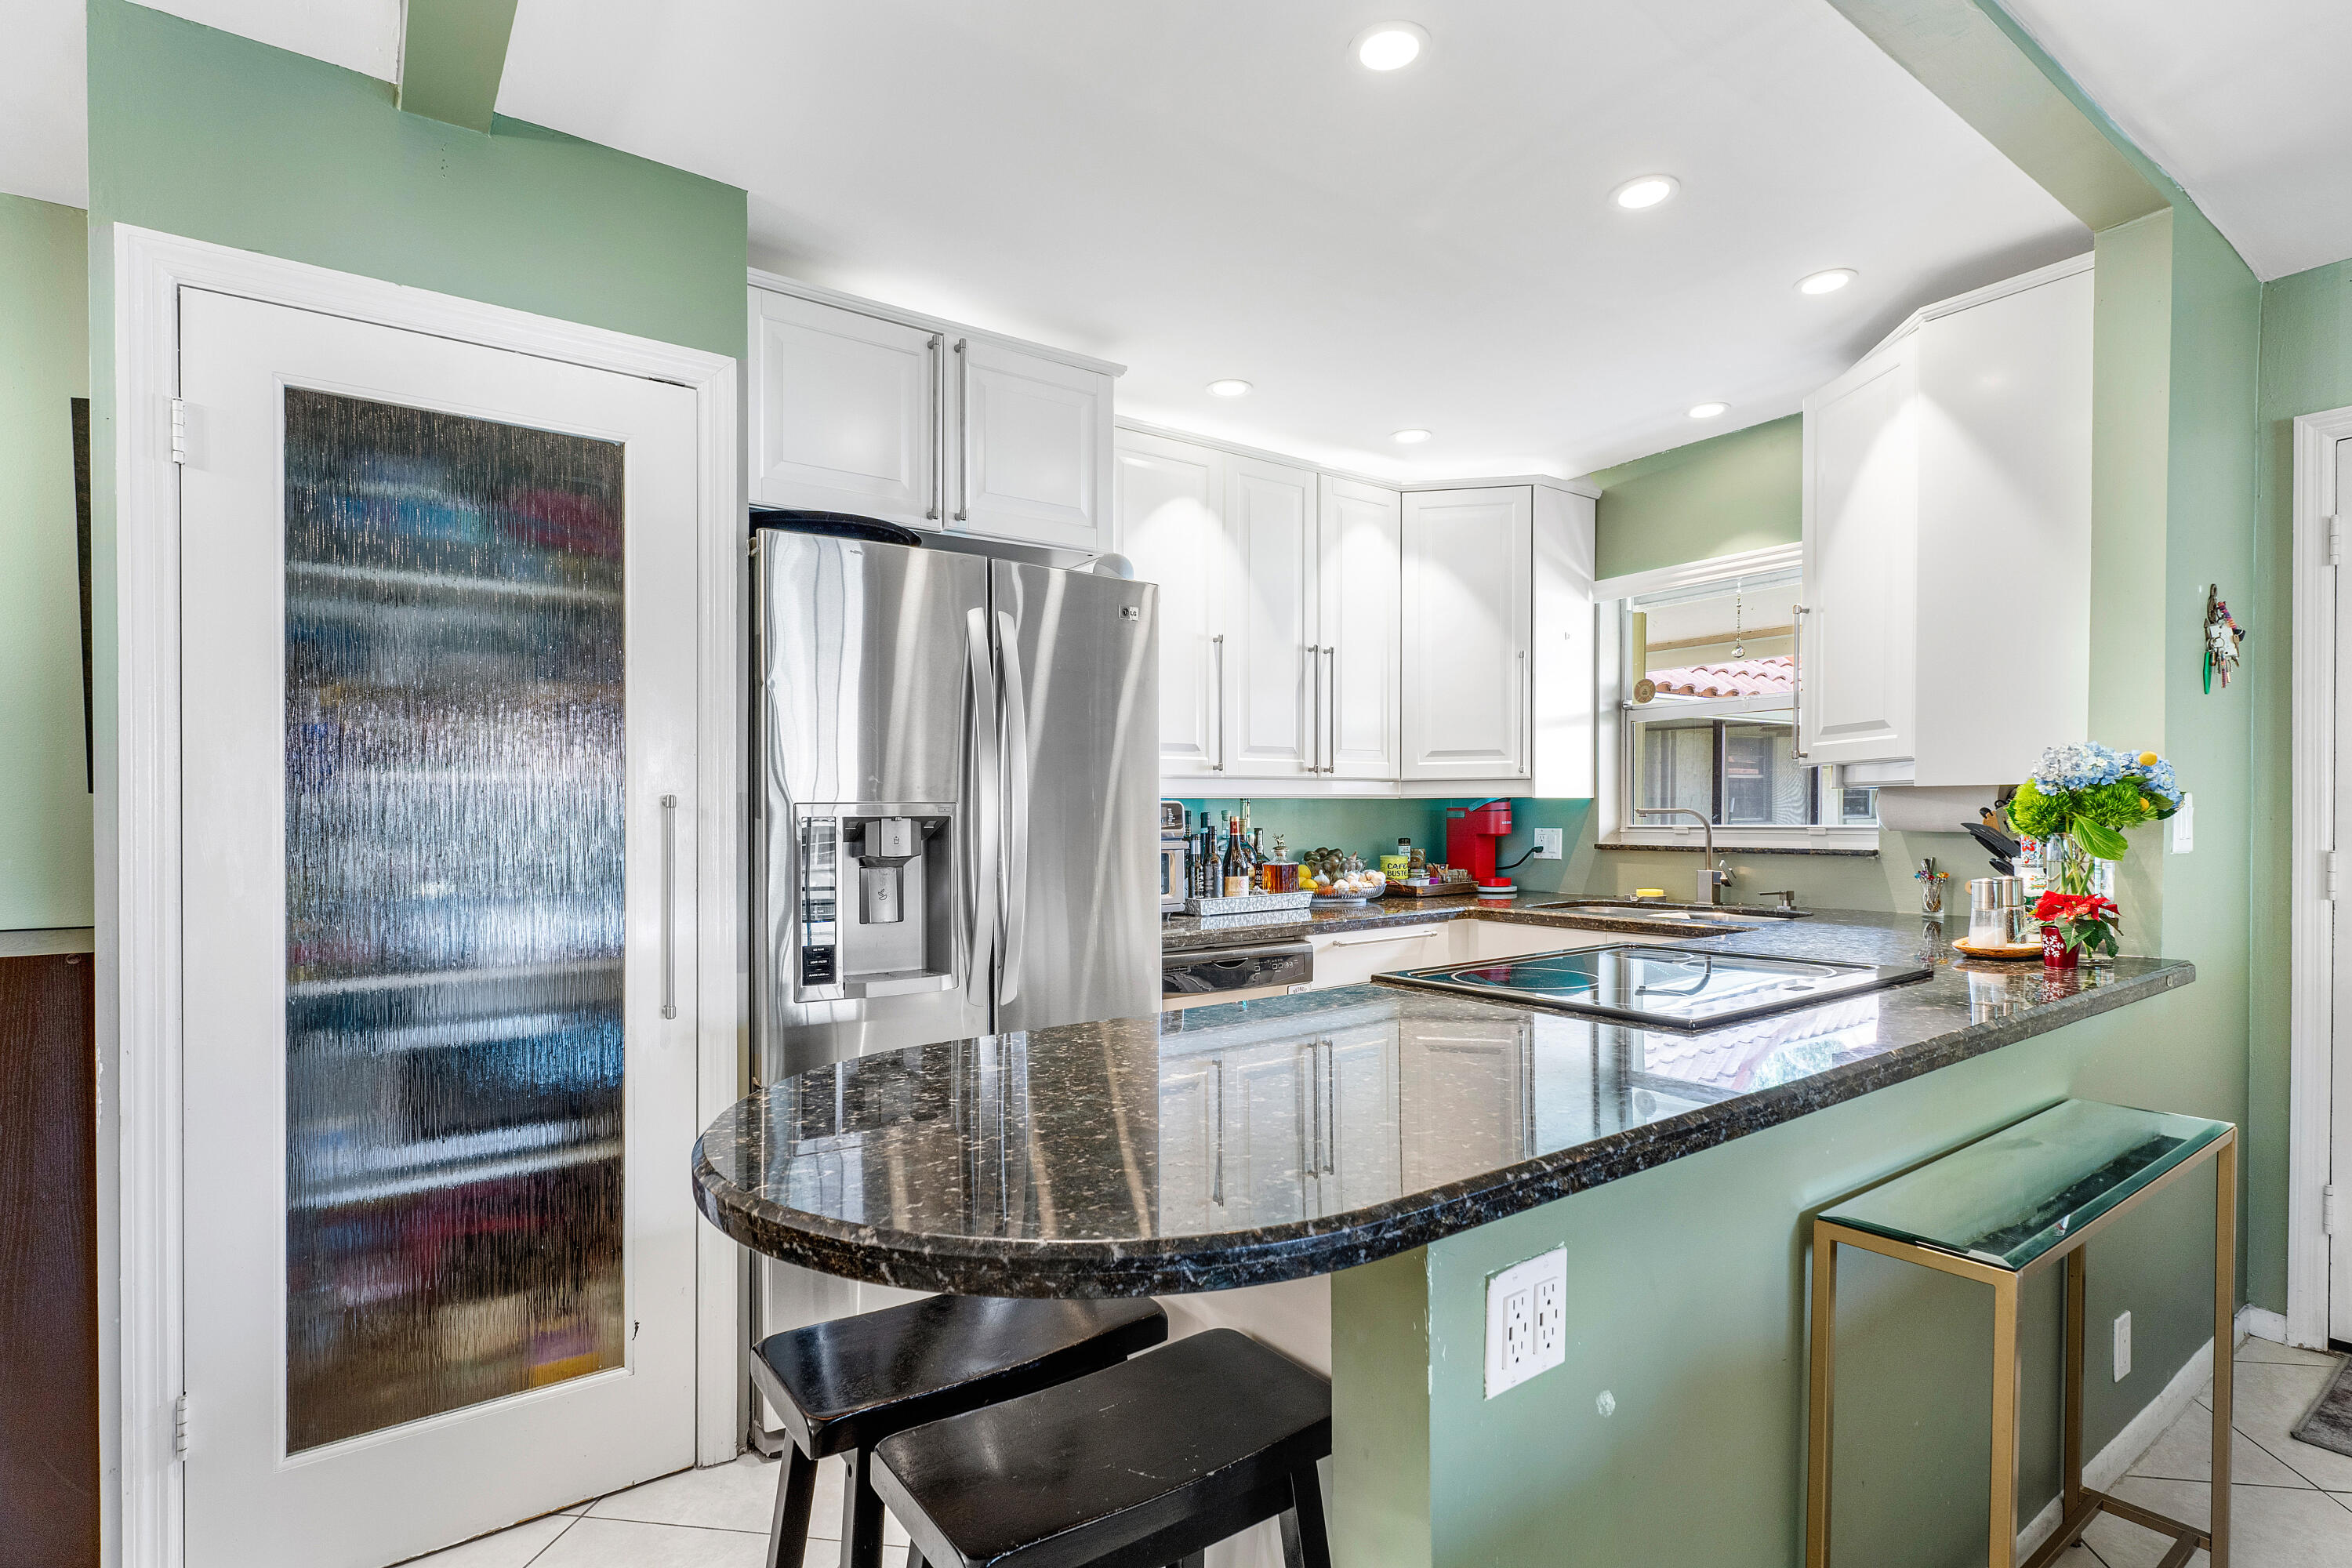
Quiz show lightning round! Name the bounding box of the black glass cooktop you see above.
[1377,945,1932,1031]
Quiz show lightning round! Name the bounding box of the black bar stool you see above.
[873,1328,1333,1568]
[753,1295,1168,1568]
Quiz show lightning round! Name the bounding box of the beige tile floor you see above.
[405,1338,2352,1568]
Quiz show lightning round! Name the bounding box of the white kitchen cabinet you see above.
[1401,488,1532,781]
[1449,919,1628,964]
[1530,487,1598,799]
[749,277,1118,553]
[1799,256,2092,785]
[1317,478,1403,779]
[1225,456,1320,778]
[1305,922,1447,989]
[1117,432,1229,777]
[953,336,1113,550]
[750,289,942,522]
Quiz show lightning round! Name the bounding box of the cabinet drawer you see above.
[1308,924,1446,989]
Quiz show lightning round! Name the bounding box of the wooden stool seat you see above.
[753,1296,1167,1568]
[873,1328,1333,1568]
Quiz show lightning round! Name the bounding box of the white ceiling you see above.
[10,0,2098,477]
[2002,0,2352,281]
[497,0,2086,477]
[1,0,89,208]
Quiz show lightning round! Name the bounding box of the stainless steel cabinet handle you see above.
[926,333,945,521]
[996,610,1030,1005]
[1323,645,1338,774]
[1791,604,1809,761]
[1516,648,1530,776]
[963,608,1000,1005]
[953,338,971,523]
[1211,633,1227,772]
[1306,644,1323,775]
[659,794,678,1020]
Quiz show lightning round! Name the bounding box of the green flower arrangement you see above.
[2007,743,2181,894]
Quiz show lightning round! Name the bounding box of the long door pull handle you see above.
[660,794,679,1020]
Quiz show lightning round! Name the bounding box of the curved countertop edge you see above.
[691,957,2195,1298]
[1157,893,1768,953]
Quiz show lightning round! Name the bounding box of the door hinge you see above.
[2330,516,2344,567]
[2328,851,2341,903]
[169,398,187,464]
[173,1392,190,1459]
[2326,1185,2339,1236]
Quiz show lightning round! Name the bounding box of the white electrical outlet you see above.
[1485,1247,1569,1397]
[2113,1311,2132,1381]
[2170,793,2194,854]
[1532,828,1564,861]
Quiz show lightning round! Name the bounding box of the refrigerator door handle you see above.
[994,609,1030,1004]
[963,607,1000,1007]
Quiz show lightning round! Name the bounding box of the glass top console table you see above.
[1806,1100,2238,1568]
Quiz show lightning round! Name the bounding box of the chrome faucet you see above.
[1633,807,1732,906]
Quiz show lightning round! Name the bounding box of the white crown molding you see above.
[1114,416,1598,499]
[1859,250,2096,363]
[747,265,1126,378]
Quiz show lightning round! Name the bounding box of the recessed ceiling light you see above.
[1798,268,1858,296]
[1610,175,1679,211]
[1392,428,1432,445]
[1352,22,1428,71]
[1206,379,1253,397]
[1687,402,1729,420]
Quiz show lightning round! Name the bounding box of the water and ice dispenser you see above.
[792,806,958,1000]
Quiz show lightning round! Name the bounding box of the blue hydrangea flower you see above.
[2122,754,2180,806]
[2032,742,2126,793]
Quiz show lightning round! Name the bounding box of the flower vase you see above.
[2042,924,2078,968]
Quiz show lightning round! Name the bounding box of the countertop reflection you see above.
[693,913,2193,1296]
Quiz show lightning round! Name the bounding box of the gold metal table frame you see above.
[1805,1124,2237,1568]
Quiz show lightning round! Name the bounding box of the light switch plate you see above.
[1485,1247,1568,1397]
[2113,1310,2132,1381]
[2170,793,2194,854]
[1532,828,1563,861]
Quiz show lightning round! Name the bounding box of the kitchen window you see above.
[1611,564,1877,844]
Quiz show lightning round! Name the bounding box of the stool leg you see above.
[840,1445,886,1568]
[767,1443,817,1568]
[1278,1464,1333,1568]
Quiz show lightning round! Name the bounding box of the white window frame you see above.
[1594,543,1880,851]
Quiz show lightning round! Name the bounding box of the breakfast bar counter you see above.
[692,912,2194,1298]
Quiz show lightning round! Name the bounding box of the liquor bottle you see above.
[1223,816,1249,897]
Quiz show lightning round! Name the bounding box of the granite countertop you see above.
[1159,890,1771,953]
[693,911,2194,1298]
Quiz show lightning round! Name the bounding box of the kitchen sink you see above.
[1534,898,1813,922]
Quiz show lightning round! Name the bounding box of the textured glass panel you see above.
[282,389,625,1452]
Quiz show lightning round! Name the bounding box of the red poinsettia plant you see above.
[2034,892,2121,958]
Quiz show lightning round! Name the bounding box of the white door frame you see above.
[2288,404,2352,1348]
[105,223,744,1568]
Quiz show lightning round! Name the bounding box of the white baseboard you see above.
[2013,1305,2254,1559]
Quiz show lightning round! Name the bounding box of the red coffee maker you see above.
[1445,800,1515,894]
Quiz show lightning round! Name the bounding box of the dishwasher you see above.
[1160,939,1314,1010]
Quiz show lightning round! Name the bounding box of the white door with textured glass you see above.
[176,288,701,1568]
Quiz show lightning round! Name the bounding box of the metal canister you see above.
[1968,877,2026,946]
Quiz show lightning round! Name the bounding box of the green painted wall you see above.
[1587,415,1803,580]
[2246,256,2352,1311]
[0,195,93,931]
[85,0,746,361]
[1332,991,2234,1567]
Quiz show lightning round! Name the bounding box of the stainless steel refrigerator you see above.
[753,525,1161,1080]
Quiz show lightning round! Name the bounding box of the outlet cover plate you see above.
[1486,1247,1569,1397]
[1533,827,1563,860]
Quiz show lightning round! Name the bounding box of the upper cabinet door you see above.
[1800,336,1918,770]
[953,337,1114,553]
[750,290,941,523]
[1224,456,1319,779]
[1116,431,1229,777]
[1316,477,1402,779]
[1401,488,1532,780]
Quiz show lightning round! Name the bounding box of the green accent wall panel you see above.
[0,194,94,929]
[86,0,746,361]
[1587,416,1802,582]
